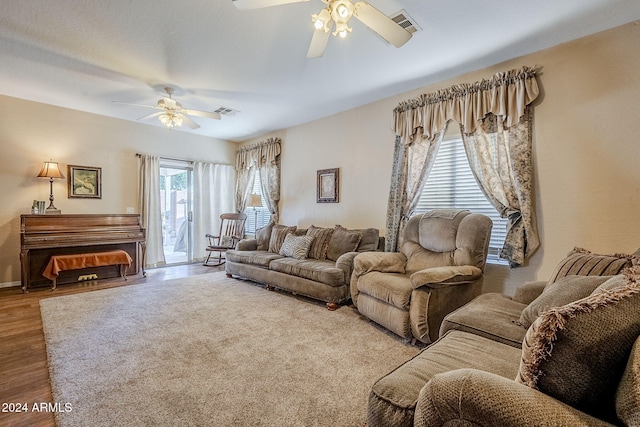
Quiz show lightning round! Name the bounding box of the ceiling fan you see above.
[232,0,413,58]
[114,87,221,129]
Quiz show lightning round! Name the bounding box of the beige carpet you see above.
[41,272,419,426]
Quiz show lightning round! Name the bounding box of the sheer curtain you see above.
[138,154,165,267]
[388,66,540,266]
[235,137,281,224]
[192,162,236,263]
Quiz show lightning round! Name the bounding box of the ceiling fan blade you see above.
[112,101,162,110]
[137,111,164,121]
[353,1,412,48]
[180,114,201,129]
[183,109,221,120]
[232,0,309,10]
[307,28,331,58]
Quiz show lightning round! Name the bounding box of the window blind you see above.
[415,139,508,264]
[244,171,271,234]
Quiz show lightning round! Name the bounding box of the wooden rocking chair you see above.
[203,212,247,266]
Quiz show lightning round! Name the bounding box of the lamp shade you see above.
[37,161,65,179]
[247,194,263,208]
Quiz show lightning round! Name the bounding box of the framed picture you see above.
[317,168,339,203]
[68,165,102,199]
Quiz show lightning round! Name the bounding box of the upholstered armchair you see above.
[351,209,492,344]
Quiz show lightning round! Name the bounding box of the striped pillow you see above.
[279,234,315,260]
[268,225,297,253]
[306,226,334,260]
[546,247,636,286]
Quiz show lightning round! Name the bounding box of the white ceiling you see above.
[2,0,640,142]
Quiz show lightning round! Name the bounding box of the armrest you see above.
[512,280,547,304]
[352,252,407,277]
[415,369,614,427]
[235,239,258,251]
[410,265,482,289]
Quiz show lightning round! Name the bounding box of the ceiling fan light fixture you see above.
[312,8,331,32]
[333,21,351,38]
[159,112,182,128]
[330,0,353,23]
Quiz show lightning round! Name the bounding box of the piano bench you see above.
[42,250,133,290]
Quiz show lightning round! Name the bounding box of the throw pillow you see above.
[306,226,334,260]
[517,275,613,328]
[279,234,314,260]
[219,235,236,248]
[268,225,297,254]
[326,225,361,262]
[616,335,640,426]
[516,267,640,423]
[546,247,635,286]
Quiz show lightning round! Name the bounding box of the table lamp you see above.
[247,194,263,231]
[37,160,65,214]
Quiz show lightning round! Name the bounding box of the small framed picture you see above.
[317,168,339,203]
[68,165,102,199]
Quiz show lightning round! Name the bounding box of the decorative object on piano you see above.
[68,165,102,199]
[37,160,65,214]
[32,200,46,214]
[317,168,339,203]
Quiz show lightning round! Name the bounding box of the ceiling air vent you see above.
[214,106,240,116]
[390,10,421,34]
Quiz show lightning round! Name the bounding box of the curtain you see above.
[235,137,281,224]
[385,129,445,251]
[461,107,538,267]
[137,154,165,267]
[387,66,540,265]
[192,162,236,262]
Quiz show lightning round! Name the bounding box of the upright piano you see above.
[20,214,146,292]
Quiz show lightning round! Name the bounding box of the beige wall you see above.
[3,21,639,293]
[248,21,640,295]
[0,98,236,285]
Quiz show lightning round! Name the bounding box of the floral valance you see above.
[393,66,540,144]
[236,137,281,170]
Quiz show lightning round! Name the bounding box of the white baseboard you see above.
[0,281,21,289]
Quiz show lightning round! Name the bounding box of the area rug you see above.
[41,272,419,426]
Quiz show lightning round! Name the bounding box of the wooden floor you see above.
[0,263,222,427]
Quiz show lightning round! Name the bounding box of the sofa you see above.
[367,247,640,426]
[225,222,382,310]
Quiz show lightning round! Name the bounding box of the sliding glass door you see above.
[160,162,193,265]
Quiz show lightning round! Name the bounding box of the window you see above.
[244,170,271,234]
[415,138,508,264]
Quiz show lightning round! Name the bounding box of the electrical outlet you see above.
[126,207,134,214]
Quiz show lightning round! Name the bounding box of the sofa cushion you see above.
[440,293,528,348]
[279,234,314,260]
[547,247,635,285]
[226,250,284,268]
[353,227,380,252]
[268,224,297,253]
[255,222,274,251]
[616,335,640,426]
[268,258,346,287]
[516,268,640,423]
[517,275,612,328]
[306,225,334,260]
[368,330,521,427]
[327,225,361,261]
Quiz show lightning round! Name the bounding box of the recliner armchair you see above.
[350,209,492,344]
